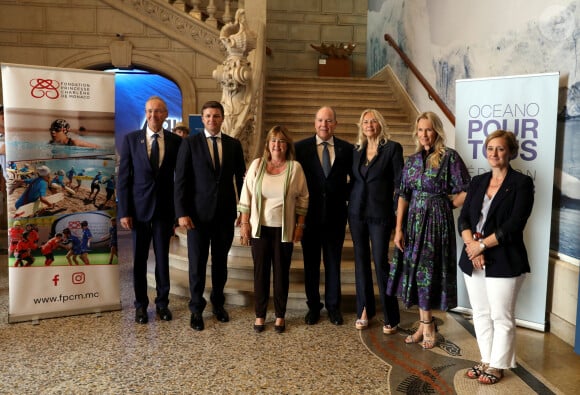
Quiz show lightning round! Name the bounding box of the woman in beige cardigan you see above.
[238,125,309,333]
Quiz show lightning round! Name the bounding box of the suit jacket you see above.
[174,132,245,223]
[117,127,182,222]
[458,166,534,277]
[348,140,403,227]
[295,135,353,227]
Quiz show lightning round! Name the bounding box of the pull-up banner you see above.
[1,63,120,323]
[455,72,559,331]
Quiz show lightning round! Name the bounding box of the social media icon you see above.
[52,274,60,286]
[72,272,85,284]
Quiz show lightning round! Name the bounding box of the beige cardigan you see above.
[238,158,309,242]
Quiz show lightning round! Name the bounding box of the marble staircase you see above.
[263,76,416,153]
[150,75,417,313]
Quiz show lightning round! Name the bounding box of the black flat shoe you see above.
[253,324,265,333]
[156,307,173,321]
[304,309,320,325]
[328,309,343,325]
[135,307,148,324]
[213,307,230,323]
[274,318,285,333]
[190,313,204,331]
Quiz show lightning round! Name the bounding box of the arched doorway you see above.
[106,68,183,150]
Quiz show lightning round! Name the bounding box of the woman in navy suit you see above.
[348,109,403,334]
[458,130,534,385]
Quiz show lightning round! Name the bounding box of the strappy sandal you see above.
[466,363,488,379]
[404,320,424,344]
[420,318,438,349]
[478,367,504,384]
[404,328,423,344]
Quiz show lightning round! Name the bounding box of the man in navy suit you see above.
[117,96,183,324]
[174,101,246,331]
[295,106,353,325]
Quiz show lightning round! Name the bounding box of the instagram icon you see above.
[72,272,85,284]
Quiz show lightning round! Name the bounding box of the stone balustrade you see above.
[168,0,243,28]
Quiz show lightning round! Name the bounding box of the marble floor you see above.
[0,231,579,394]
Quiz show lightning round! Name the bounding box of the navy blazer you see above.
[174,132,245,223]
[458,166,534,277]
[348,140,403,227]
[117,128,182,222]
[295,135,353,227]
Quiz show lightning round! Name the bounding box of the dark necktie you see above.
[150,133,159,172]
[210,136,221,176]
[322,141,331,177]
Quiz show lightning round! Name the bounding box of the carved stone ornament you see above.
[109,38,133,69]
[310,42,356,58]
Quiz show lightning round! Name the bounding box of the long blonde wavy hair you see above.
[413,111,447,168]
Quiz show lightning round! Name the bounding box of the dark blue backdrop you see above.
[111,70,182,151]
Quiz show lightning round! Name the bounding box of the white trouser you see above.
[463,270,525,369]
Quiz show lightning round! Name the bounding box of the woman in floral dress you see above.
[387,111,470,349]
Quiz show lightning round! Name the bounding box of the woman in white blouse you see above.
[238,125,309,333]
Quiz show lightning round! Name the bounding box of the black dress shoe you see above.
[213,307,230,323]
[274,324,286,333]
[156,307,173,321]
[135,307,148,324]
[190,313,204,331]
[304,309,320,325]
[328,309,344,325]
[253,324,265,333]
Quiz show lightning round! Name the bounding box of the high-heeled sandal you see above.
[478,367,504,384]
[420,318,438,349]
[404,321,423,344]
[466,363,488,379]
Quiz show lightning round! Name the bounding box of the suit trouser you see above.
[187,218,234,314]
[463,270,525,369]
[301,222,346,312]
[132,217,174,309]
[251,226,293,319]
[349,217,400,327]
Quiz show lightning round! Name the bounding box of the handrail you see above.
[384,34,455,125]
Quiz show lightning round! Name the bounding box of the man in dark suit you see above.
[174,101,246,331]
[117,96,182,324]
[295,106,353,325]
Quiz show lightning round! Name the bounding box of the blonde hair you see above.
[261,125,295,162]
[413,111,447,168]
[354,109,390,151]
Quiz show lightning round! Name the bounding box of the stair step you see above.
[263,76,416,157]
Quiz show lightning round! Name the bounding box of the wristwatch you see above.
[479,240,487,251]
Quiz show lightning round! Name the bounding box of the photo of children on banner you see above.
[41,233,64,266]
[13,165,63,218]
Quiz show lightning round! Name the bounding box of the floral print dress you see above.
[387,148,470,311]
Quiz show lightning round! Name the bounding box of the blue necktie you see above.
[210,136,221,176]
[322,141,331,177]
[150,133,159,173]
